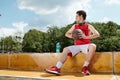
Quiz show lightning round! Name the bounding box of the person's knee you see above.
[63,47,70,54]
[90,43,96,49]
[88,44,97,53]
[63,47,67,51]
[88,44,96,56]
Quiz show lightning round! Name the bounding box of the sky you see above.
[0,0,120,37]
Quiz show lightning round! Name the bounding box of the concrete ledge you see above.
[9,53,61,71]
[0,54,8,68]
[0,52,120,73]
[62,52,112,73]
[114,52,120,73]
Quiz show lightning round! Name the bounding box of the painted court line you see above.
[0,75,50,80]
[111,75,119,80]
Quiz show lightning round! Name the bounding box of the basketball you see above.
[72,29,83,40]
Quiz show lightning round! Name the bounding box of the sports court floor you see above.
[0,70,120,80]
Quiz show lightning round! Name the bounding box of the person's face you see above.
[75,14,84,23]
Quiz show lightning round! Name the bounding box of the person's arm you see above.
[82,24,100,39]
[65,25,75,38]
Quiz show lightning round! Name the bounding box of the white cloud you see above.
[18,2,60,14]
[12,22,28,32]
[64,0,91,23]
[98,16,120,25]
[105,0,120,4]
[31,26,48,32]
[0,22,28,38]
[99,16,110,23]
[0,28,16,38]
[17,0,91,15]
[17,0,92,29]
[17,0,69,14]
[12,22,28,38]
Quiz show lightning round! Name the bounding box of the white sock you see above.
[56,61,63,69]
[83,61,89,67]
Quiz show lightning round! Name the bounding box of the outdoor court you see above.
[0,70,120,80]
[0,53,120,80]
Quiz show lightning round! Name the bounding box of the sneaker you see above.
[45,66,60,75]
[81,66,90,75]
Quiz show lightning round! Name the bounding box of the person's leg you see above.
[85,43,96,65]
[45,47,71,75]
[82,43,96,75]
[56,47,71,68]
[45,45,81,75]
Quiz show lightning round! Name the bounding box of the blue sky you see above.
[0,0,120,37]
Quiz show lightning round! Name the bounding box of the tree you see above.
[47,25,74,52]
[91,21,120,51]
[22,29,47,52]
[0,36,17,53]
[22,21,120,52]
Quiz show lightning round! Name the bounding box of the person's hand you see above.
[77,33,83,39]
[78,33,87,39]
[82,33,87,39]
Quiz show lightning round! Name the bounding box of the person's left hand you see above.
[81,33,87,39]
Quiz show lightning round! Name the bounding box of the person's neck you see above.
[79,20,84,23]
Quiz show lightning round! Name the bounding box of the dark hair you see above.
[76,10,87,20]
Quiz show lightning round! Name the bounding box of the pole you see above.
[2,34,4,53]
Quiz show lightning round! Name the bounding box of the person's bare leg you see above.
[82,43,96,75]
[45,47,71,75]
[86,43,96,63]
[56,47,71,68]
[59,47,71,63]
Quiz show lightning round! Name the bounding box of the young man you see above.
[45,10,100,75]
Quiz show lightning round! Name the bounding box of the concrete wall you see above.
[114,52,120,73]
[0,54,8,69]
[0,52,120,73]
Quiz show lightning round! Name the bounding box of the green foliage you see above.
[3,36,15,51]
[0,36,20,52]
[1,21,120,53]
[91,21,120,51]
[47,25,73,52]
[22,21,120,52]
[22,29,48,52]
